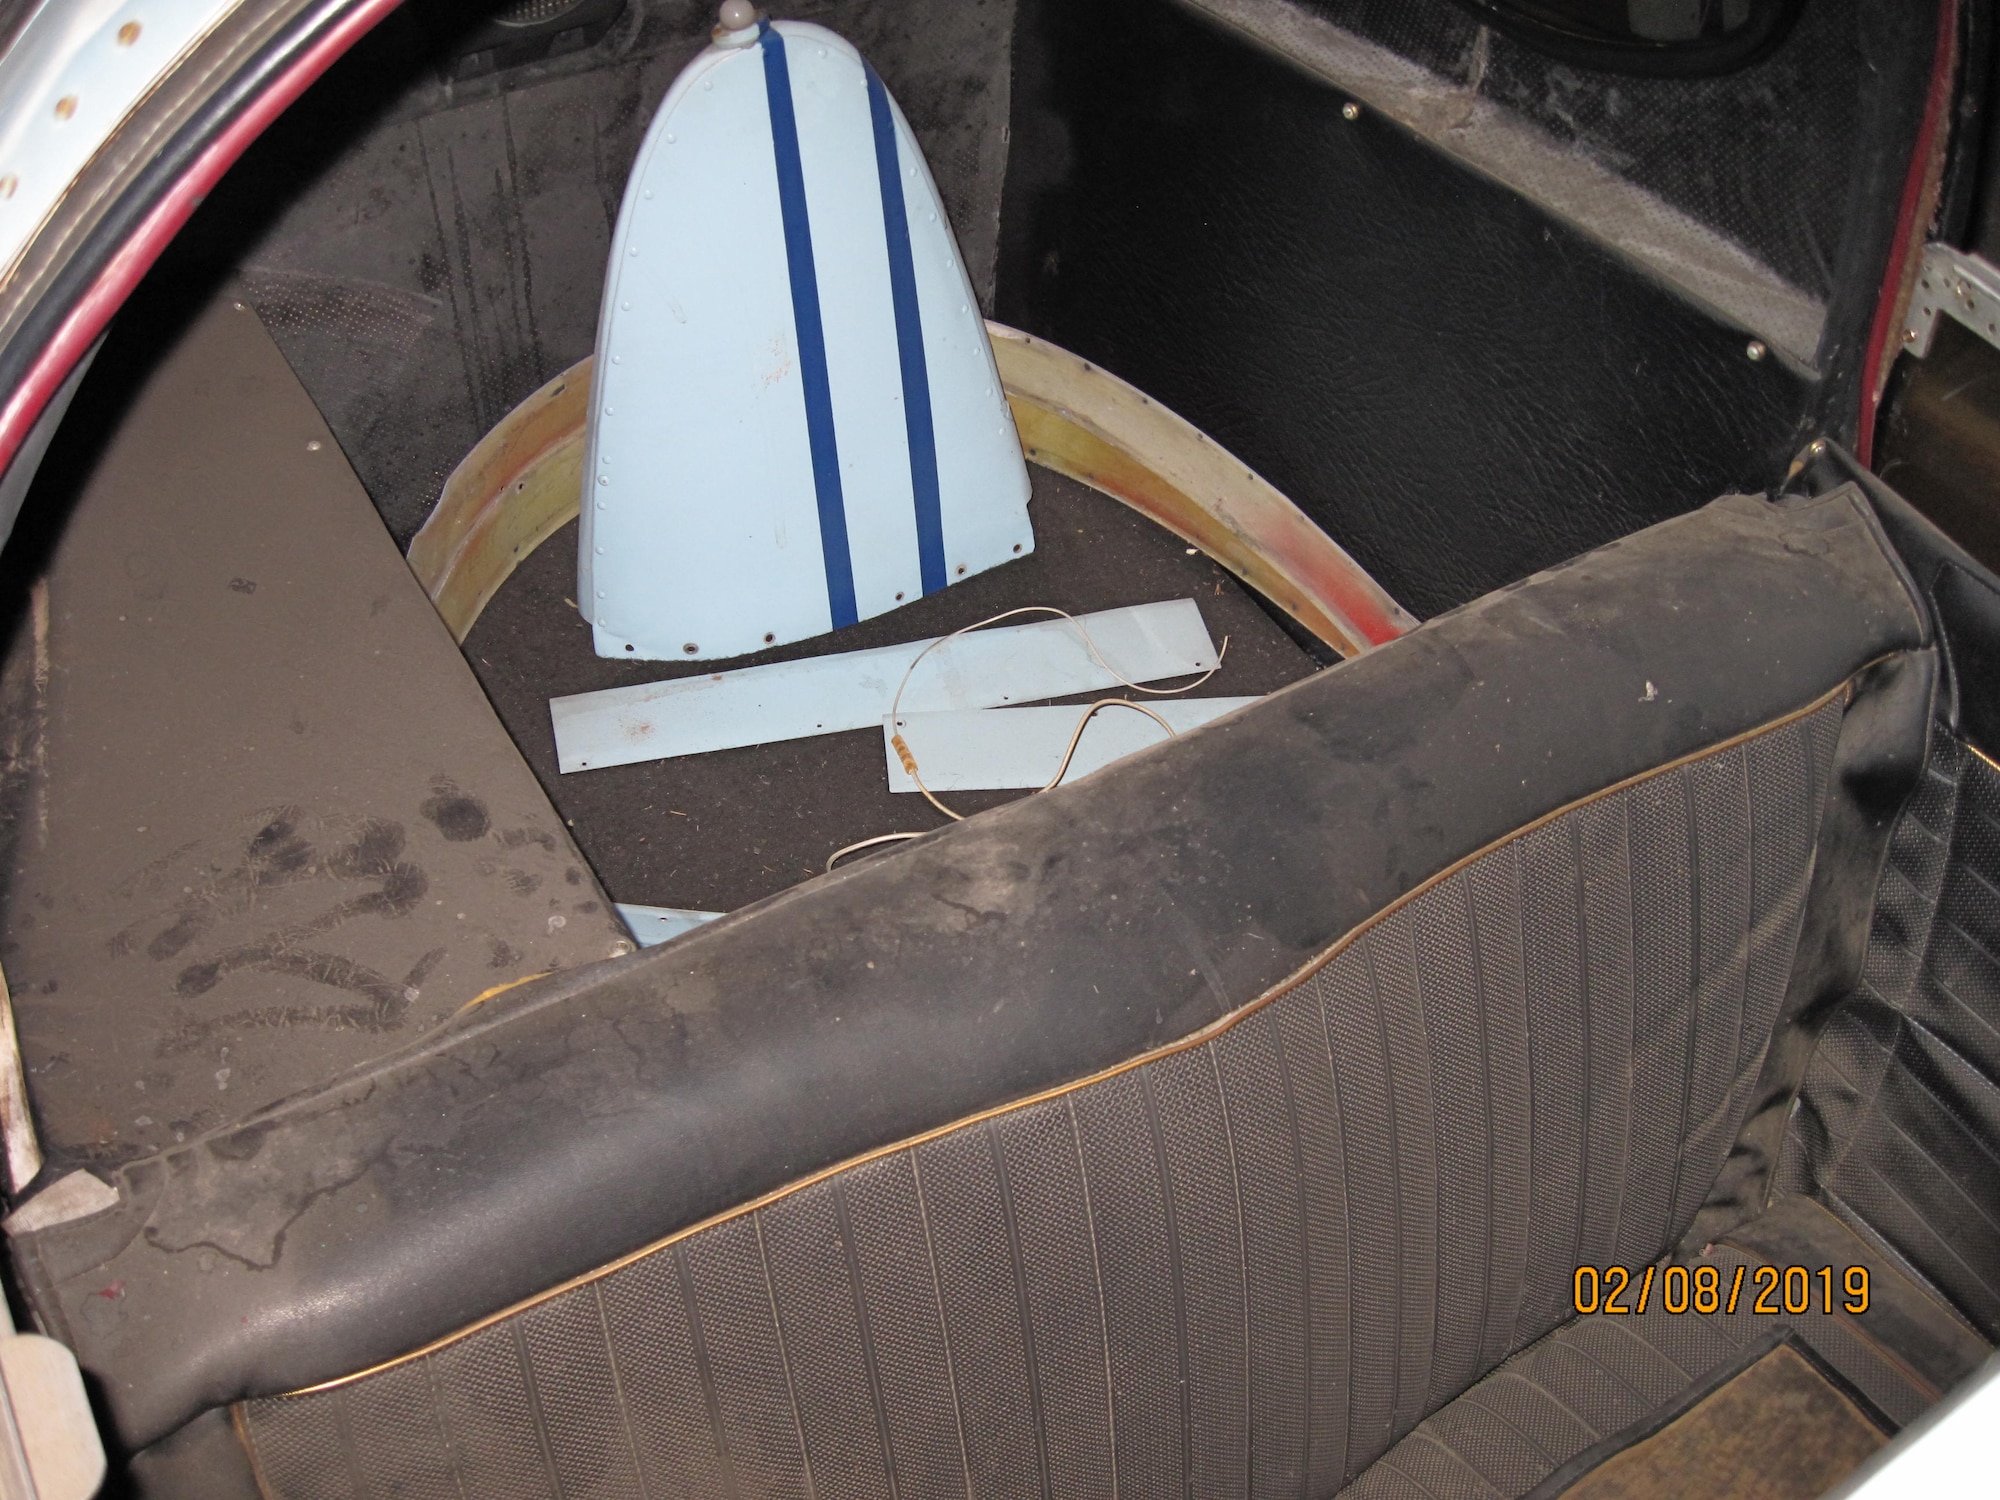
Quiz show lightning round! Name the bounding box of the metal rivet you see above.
[621,301,630,311]
[1012,543,1022,553]
[306,440,322,451]
[644,189,653,200]
[895,591,905,601]
[703,79,713,90]
[54,96,77,121]
[0,175,18,200]
[596,590,607,599]
[683,642,699,654]
[595,546,605,555]
[628,246,638,256]
[763,632,775,643]
[598,474,609,485]
[596,500,607,510]
[955,564,967,576]
[612,355,621,364]
[1342,101,1361,120]
[117,20,140,45]
[1745,340,1767,362]
[665,134,676,145]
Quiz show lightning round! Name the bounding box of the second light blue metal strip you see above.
[760,23,858,629]
[864,65,947,597]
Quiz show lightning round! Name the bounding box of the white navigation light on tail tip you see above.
[578,6,1034,661]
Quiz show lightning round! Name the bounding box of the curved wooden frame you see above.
[406,323,1415,657]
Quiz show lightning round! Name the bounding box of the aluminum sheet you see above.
[551,599,1217,773]
[615,904,724,946]
[885,697,1260,792]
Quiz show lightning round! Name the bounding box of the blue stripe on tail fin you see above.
[760,24,858,629]
[865,65,947,597]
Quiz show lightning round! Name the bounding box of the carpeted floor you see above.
[464,464,1323,913]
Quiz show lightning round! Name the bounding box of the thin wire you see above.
[832,608,1229,869]
[1040,699,1178,793]
[826,830,928,871]
[887,605,1228,729]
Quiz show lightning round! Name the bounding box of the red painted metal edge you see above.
[1858,0,1960,469]
[0,0,408,481]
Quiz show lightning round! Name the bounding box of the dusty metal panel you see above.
[0,288,631,1171]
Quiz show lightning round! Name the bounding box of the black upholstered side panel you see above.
[1337,1197,1989,1500]
[241,701,1842,1499]
[997,0,1817,619]
[1782,729,2000,1337]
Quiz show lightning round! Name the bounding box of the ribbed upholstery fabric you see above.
[1333,1209,1952,1500]
[238,699,1843,1500]
[1780,728,2000,1337]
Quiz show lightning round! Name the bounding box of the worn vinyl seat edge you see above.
[10,487,1929,1482]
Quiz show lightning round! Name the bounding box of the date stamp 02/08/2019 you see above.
[1573,1263,1871,1318]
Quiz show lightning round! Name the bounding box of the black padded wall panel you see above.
[1295,0,1929,313]
[995,0,1912,619]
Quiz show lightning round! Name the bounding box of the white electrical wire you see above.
[826,606,1230,871]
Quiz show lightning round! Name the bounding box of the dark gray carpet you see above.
[464,466,1321,913]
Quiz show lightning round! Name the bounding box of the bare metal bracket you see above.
[1902,243,2000,358]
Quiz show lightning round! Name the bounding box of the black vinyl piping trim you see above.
[0,0,385,480]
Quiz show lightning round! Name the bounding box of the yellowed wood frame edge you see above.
[987,325,1415,654]
[404,325,1417,653]
[406,359,590,643]
[252,676,1854,1405]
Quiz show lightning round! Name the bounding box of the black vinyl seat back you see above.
[239,692,1849,1498]
[9,487,1933,1493]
